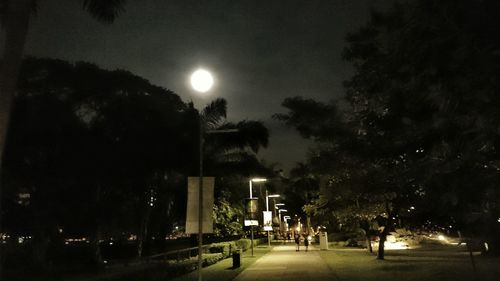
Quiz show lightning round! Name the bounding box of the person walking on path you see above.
[304,233,310,252]
[294,233,300,251]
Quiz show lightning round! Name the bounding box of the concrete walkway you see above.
[234,244,337,281]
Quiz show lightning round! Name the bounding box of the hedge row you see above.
[83,239,253,281]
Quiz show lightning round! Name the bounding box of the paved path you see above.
[234,244,337,281]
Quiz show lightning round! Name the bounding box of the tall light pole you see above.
[278,209,287,234]
[275,203,285,221]
[190,68,213,281]
[274,203,285,238]
[265,192,280,247]
[248,178,266,256]
[283,216,291,232]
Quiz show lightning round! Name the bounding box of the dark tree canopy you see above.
[277,0,500,256]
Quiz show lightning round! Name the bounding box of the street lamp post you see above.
[274,203,285,238]
[248,178,266,256]
[283,216,291,232]
[278,209,287,234]
[190,69,213,281]
[265,191,280,247]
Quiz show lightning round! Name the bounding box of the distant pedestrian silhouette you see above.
[294,233,300,251]
[304,233,310,252]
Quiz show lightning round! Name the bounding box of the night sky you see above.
[25,0,390,172]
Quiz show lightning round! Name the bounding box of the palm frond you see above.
[201,98,227,129]
[234,120,269,152]
[205,120,268,154]
[81,0,126,23]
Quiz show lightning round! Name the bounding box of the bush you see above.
[209,241,236,257]
[235,239,251,251]
[62,239,247,281]
[202,253,225,266]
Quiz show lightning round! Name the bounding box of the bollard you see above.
[232,249,242,268]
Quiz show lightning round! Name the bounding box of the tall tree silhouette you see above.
[0,0,127,273]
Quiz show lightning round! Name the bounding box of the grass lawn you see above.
[169,245,272,281]
[318,245,500,281]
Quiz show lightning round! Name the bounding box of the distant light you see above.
[498,218,500,223]
[438,235,445,241]
[190,69,214,93]
[410,206,415,210]
[373,241,409,250]
[175,226,179,230]
[251,178,267,183]
[109,242,114,245]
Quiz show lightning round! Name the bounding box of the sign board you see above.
[185,177,215,234]
[245,198,258,219]
[244,220,258,226]
[263,211,272,231]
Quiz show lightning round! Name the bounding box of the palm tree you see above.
[200,98,269,175]
[198,98,270,238]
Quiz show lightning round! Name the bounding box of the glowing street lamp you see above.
[248,178,267,256]
[283,215,291,231]
[265,192,280,246]
[266,194,280,210]
[278,209,287,234]
[249,178,266,198]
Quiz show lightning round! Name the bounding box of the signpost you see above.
[185,177,214,234]
[263,211,273,231]
[245,197,258,256]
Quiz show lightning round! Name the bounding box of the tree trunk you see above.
[359,220,372,253]
[377,200,393,260]
[137,206,152,258]
[90,226,103,267]
[377,230,387,259]
[0,0,32,277]
[31,230,50,270]
[366,235,373,253]
[137,208,151,258]
[90,185,104,267]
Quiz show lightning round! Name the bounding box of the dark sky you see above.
[25,0,390,172]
